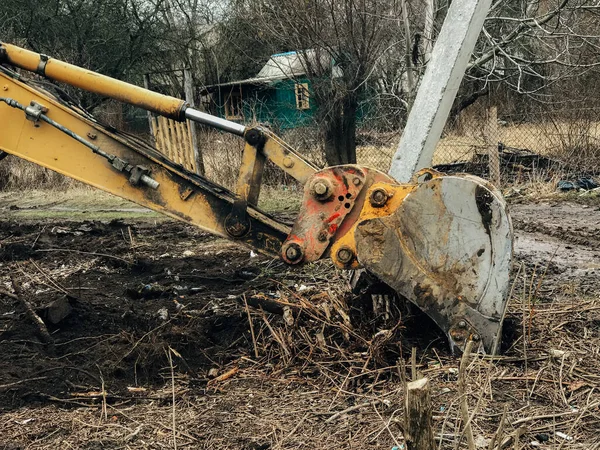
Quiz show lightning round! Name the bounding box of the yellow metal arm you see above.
[0,42,318,183]
[0,70,289,257]
[0,43,187,121]
[0,41,321,256]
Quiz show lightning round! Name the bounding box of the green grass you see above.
[0,185,302,221]
[0,188,159,221]
[257,186,303,213]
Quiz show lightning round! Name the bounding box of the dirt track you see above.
[512,202,600,297]
[1,200,600,449]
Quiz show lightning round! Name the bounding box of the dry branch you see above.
[458,340,475,450]
[0,289,18,300]
[10,274,54,346]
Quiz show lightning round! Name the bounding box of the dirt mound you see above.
[0,219,442,412]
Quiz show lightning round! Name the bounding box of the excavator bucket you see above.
[283,165,512,354]
[354,172,513,354]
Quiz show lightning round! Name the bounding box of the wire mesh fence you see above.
[351,100,600,186]
[136,96,600,194]
[433,101,600,183]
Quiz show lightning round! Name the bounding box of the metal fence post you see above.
[184,69,205,176]
[486,106,500,186]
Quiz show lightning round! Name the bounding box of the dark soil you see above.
[1,201,600,449]
[0,219,293,408]
[0,218,444,411]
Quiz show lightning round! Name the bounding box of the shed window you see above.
[295,83,310,110]
[225,89,242,119]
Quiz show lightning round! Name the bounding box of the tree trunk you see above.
[322,93,358,166]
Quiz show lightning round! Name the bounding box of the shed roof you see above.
[203,50,339,90]
[255,51,310,79]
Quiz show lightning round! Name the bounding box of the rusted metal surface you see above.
[354,174,513,354]
[281,166,367,264]
[281,166,399,267]
[329,180,414,269]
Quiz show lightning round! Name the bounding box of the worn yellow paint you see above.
[0,72,289,256]
[1,43,186,120]
[330,182,416,268]
[236,143,259,201]
[260,132,317,184]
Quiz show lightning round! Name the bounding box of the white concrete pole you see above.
[389,0,493,182]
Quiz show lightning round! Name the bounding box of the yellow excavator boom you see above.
[1,43,187,120]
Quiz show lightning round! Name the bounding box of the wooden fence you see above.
[151,116,197,173]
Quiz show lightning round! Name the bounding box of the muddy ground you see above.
[1,198,600,449]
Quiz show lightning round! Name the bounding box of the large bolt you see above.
[369,188,388,207]
[450,330,464,341]
[284,242,303,263]
[245,128,264,147]
[310,178,333,200]
[336,246,354,265]
[314,182,328,196]
[283,157,295,168]
[458,320,467,328]
[225,214,250,238]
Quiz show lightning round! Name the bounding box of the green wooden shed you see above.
[201,51,331,130]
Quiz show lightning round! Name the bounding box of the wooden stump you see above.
[405,377,435,450]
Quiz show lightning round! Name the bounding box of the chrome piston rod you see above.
[185,108,246,136]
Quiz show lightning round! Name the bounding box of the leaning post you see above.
[486,106,500,186]
[389,0,493,183]
[183,69,205,175]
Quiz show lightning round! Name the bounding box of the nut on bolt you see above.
[336,246,354,265]
[310,178,333,200]
[450,329,464,341]
[224,214,250,238]
[314,182,328,195]
[283,242,303,264]
[283,156,294,168]
[369,188,388,207]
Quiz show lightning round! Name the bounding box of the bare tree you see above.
[230,0,401,165]
[463,0,600,113]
